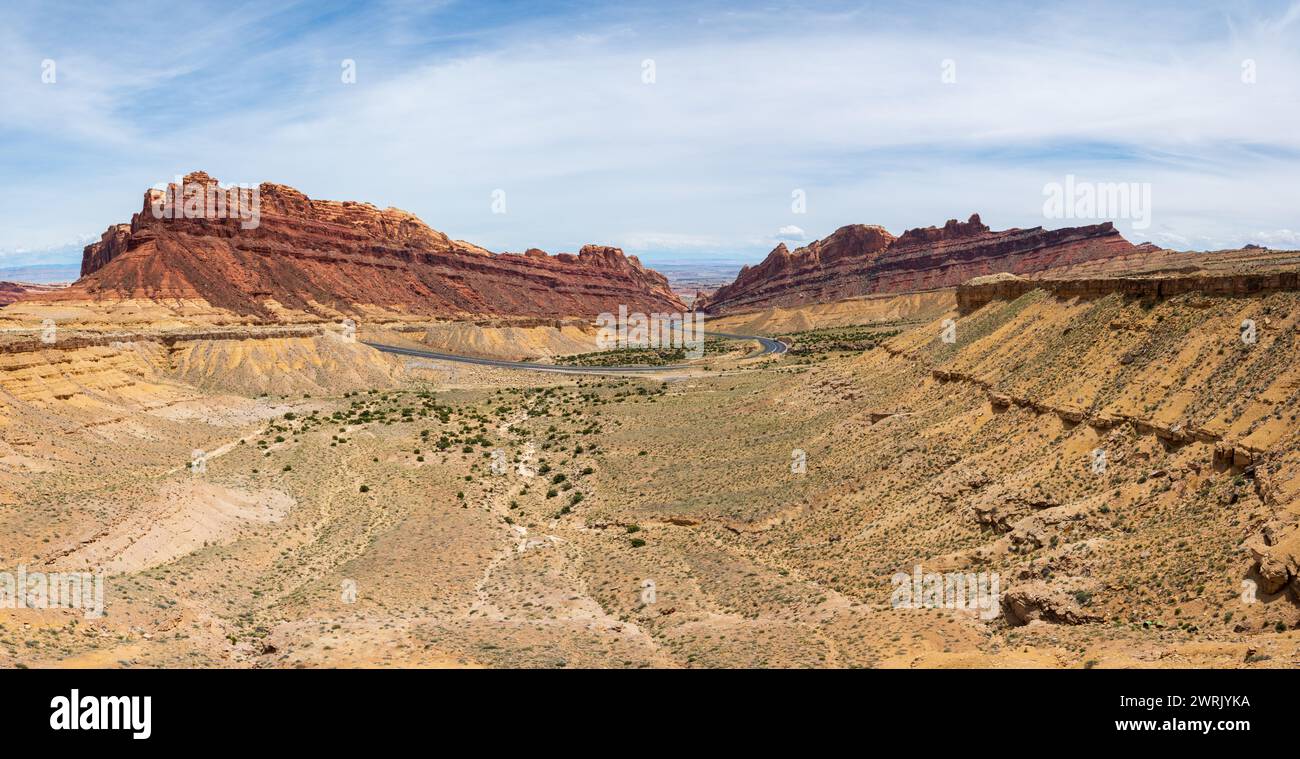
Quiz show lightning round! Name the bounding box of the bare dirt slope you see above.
[705,289,954,335]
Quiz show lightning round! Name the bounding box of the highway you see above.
[362,331,787,375]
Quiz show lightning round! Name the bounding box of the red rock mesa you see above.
[36,172,684,321]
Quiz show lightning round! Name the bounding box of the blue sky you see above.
[2,0,1298,271]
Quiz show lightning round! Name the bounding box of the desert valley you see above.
[0,171,1297,669]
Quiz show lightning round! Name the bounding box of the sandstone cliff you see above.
[38,172,683,322]
[698,214,1140,315]
[956,264,1300,314]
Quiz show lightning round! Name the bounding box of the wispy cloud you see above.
[1248,229,1300,248]
[2,0,1298,264]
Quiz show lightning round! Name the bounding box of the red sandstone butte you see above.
[39,172,684,321]
[697,214,1142,314]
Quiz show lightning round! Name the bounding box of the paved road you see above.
[362,331,787,375]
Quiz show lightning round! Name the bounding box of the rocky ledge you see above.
[956,270,1300,314]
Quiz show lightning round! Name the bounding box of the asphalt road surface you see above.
[362,332,788,375]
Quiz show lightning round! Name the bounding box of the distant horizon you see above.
[0,262,80,284]
[1,203,1292,284]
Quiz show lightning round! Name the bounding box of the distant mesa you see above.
[28,171,683,321]
[697,213,1146,315]
[0,280,65,306]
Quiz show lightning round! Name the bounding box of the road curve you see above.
[362,331,787,376]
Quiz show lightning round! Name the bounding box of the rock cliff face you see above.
[80,224,132,277]
[697,214,1139,314]
[956,270,1300,314]
[706,225,897,314]
[44,172,683,321]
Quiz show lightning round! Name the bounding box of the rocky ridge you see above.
[34,172,684,322]
[957,270,1300,314]
[699,214,1143,315]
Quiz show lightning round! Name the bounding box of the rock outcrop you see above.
[80,224,132,277]
[697,214,1139,314]
[1002,582,1103,625]
[702,225,897,315]
[1248,528,1300,597]
[956,270,1300,314]
[40,172,683,321]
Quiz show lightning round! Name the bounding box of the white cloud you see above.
[4,2,1300,261]
[775,225,807,241]
[1155,231,1194,249]
[1247,229,1300,248]
[614,232,725,252]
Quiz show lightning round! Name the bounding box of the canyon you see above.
[3,265,1300,668]
[2,174,1300,669]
